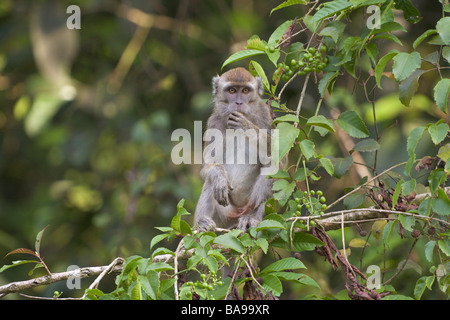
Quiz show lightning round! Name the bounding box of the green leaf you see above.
[343,192,366,209]
[35,225,49,255]
[270,0,308,15]
[336,110,369,138]
[413,29,437,49]
[406,126,426,156]
[398,69,425,107]
[394,0,422,24]
[299,139,316,160]
[425,241,436,263]
[306,115,335,133]
[150,233,170,250]
[319,157,334,176]
[431,189,450,216]
[375,50,399,88]
[255,238,269,254]
[318,71,339,97]
[249,60,270,93]
[0,260,39,273]
[436,17,450,45]
[433,78,450,113]
[287,232,324,251]
[261,257,306,273]
[275,122,300,164]
[438,239,450,256]
[414,276,433,300]
[351,139,380,153]
[268,20,293,45]
[214,234,245,253]
[311,0,352,23]
[382,220,397,247]
[428,122,449,145]
[222,50,265,69]
[272,114,299,124]
[272,180,296,206]
[146,262,174,272]
[256,219,286,231]
[328,156,353,179]
[437,143,450,162]
[261,273,283,296]
[392,52,421,82]
[139,271,159,300]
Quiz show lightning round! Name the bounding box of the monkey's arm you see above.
[200,163,233,207]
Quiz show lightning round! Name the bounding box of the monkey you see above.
[194,67,280,231]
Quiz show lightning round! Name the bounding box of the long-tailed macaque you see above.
[194,67,280,231]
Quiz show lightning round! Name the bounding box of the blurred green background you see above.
[0,0,445,299]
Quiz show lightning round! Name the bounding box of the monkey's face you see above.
[222,84,257,114]
[213,68,262,116]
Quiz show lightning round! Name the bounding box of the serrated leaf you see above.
[352,139,380,153]
[375,50,399,88]
[262,257,305,273]
[299,139,315,160]
[428,122,449,145]
[394,0,422,24]
[222,50,265,69]
[275,122,300,163]
[406,126,426,156]
[433,78,450,113]
[319,157,334,176]
[306,115,335,132]
[336,110,370,138]
[392,52,421,82]
[328,156,353,179]
[425,241,436,263]
[436,17,450,45]
[272,114,299,124]
[399,69,425,107]
[431,189,450,215]
[438,239,450,256]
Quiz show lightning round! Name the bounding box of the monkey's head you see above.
[212,67,264,115]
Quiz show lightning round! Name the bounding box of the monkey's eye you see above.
[242,88,249,94]
[228,87,236,94]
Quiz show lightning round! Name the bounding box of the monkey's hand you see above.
[213,176,233,207]
[228,112,258,130]
[196,217,216,231]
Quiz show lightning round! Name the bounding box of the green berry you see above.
[320,45,327,52]
[310,190,315,196]
[320,196,326,203]
[317,190,323,196]
[308,47,316,54]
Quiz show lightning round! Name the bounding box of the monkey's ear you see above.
[212,76,220,96]
[256,77,264,96]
